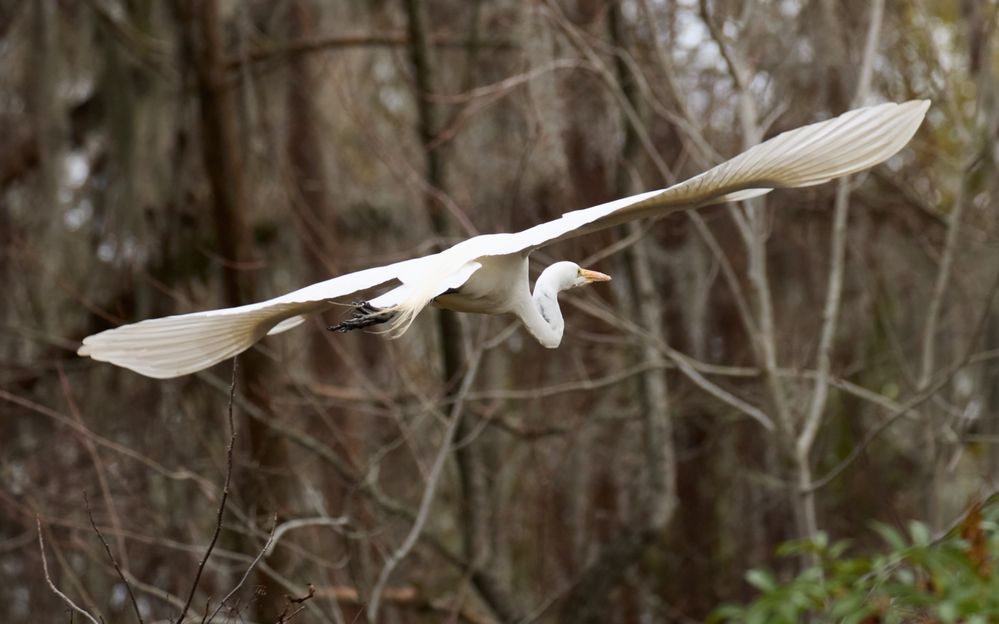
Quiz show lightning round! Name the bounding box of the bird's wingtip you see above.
[902,99,931,117]
[77,336,94,357]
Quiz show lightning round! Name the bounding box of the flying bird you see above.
[78,100,930,378]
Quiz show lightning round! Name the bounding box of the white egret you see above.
[78,100,930,378]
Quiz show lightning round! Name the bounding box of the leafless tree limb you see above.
[37,517,103,624]
[367,350,482,622]
[204,515,277,624]
[919,159,976,389]
[176,359,238,624]
[316,585,493,624]
[84,491,144,624]
[58,365,129,567]
[797,0,885,541]
[0,389,216,495]
[568,296,776,430]
[808,267,999,492]
[263,517,348,558]
[273,584,315,624]
[698,0,794,448]
[225,33,517,70]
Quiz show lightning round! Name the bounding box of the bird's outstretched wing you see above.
[77,256,436,378]
[464,100,930,257]
[382,100,929,334]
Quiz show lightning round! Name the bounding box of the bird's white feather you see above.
[267,315,307,336]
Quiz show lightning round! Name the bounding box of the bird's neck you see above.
[519,273,566,349]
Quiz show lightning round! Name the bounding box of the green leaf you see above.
[746,569,778,592]
[828,539,851,559]
[707,604,744,623]
[937,600,958,622]
[873,522,907,550]
[830,593,866,618]
[910,520,931,546]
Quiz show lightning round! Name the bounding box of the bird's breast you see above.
[433,290,508,314]
[432,255,527,315]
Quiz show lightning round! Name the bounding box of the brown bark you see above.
[180,0,254,308]
[403,1,524,621]
[179,2,293,619]
[559,3,676,621]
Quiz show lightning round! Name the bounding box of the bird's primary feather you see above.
[78,100,930,378]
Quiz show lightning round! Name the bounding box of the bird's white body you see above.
[432,254,528,315]
[77,100,931,378]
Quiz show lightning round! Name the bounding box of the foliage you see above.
[712,500,999,624]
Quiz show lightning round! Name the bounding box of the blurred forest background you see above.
[2,0,999,622]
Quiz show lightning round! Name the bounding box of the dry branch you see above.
[37,517,103,624]
[367,352,482,621]
[84,491,144,624]
[176,359,238,624]
[225,32,517,70]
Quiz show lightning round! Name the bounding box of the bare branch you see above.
[84,492,144,624]
[37,517,103,624]
[808,267,999,492]
[319,585,493,624]
[567,296,776,431]
[58,365,129,568]
[264,516,348,558]
[206,515,277,624]
[274,584,315,624]
[798,0,885,470]
[225,32,517,70]
[176,359,238,624]
[0,389,216,495]
[367,351,482,622]
[919,160,974,388]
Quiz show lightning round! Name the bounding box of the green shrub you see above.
[711,500,999,623]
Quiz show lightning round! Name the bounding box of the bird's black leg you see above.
[327,301,395,333]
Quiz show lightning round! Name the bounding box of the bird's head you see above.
[544,261,612,292]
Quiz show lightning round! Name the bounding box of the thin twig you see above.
[918,159,975,388]
[0,390,216,497]
[84,492,144,623]
[275,584,316,624]
[58,365,129,568]
[121,567,187,610]
[263,516,348,558]
[225,33,517,70]
[800,0,884,458]
[205,514,277,624]
[37,517,103,624]
[567,296,776,431]
[367,351,483,622]
[318,585,493,624]
[796,0,885,542]
[699,0,793,444]
[176,358,239,624]
[807,268,999,492]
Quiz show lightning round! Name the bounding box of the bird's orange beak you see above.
[579,268,612,283]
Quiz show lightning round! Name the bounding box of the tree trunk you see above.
[179,2,295,619]
[559,4,676,621]
[402,1,524,621]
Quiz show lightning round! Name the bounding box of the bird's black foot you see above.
[327,301,394,333]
